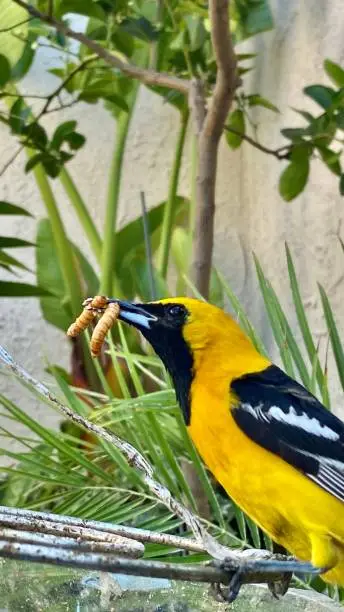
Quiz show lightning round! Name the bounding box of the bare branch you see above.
[34,55,97,122]
[224,126,291,160]
[192,0,238,297]
[0,144,25,177]
[0,506,205,553]
[11,0,190,95]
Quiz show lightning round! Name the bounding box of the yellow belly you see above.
[188,383,344,584]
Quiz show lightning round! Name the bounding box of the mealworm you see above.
[67,308,96,337]
[82,295,108,310]
[90,302,121,357]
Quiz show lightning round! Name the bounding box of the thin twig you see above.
[34,55,98,122]
[0,144,25,177]
[0,506,205,553]
[11,0,190,95]
[192,0,238,297]
[224,126,291,160]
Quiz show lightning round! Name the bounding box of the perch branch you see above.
[192,0,238,297]
[11,0,190,95]
[224,126,291,160]
[0,540,321,586]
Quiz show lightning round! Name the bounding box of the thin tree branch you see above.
[0,540,321,588]
[11,0,190,95]
[0,506,205,553]
[224,126,291,160]
[192,0,238,297]
[34,55,97,122]
[0,16,32,32]
[0,144,25,177]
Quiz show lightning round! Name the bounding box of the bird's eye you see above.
[168,305,186,318]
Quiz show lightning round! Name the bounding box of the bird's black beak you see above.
[112,300,158,331]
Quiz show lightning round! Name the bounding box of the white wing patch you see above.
[267,405,340,440]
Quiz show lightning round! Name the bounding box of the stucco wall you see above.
[1,0,344,437]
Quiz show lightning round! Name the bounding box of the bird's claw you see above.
[210,566,243,604]
[267,571,292,599]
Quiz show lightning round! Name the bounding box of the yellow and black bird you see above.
[116,296,344,589]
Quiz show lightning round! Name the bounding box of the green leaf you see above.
[185,16,207,52]
[279,146,310,201]
[0,281,50,296]
[115,197,188,273]
[42,157,61,178]
[9,98,29,134]
[64,132,86,150]
[57,0,106,21]
[318,284,344,391]
[72,243,99,297]
[25,153,45,174]
[11,38,35,81]
[285,244,326,400]
[0,0,28,67]
[36,218,71,331]
[324,59,344,88]
[0,201,32,216]
[51,121,77,150]
[0,249,29,271]
[336,109,344,130]
[128,258,168,301]
[247,94,279,113]
[25,122,48,148]
[232,0,274,41]
[0,236,34,248]
[291,108,314,122]
[0,54,11,87]
[225,109,245,149]
[340,174,344,196]
[209,267,224,308]
[120,17,158,42]
[304,85,335,109]
[281,128,305,142]
[79,88,129,112]
[317,147,342,176]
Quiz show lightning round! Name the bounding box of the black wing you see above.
[231,365,344,503]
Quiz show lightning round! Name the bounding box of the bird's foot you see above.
[267,571,292,599]
[210,564,243,604]
[209,552,323,604]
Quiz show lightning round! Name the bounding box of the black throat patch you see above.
[141,326,194,426]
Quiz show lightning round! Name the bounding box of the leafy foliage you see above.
[0,201,47,297]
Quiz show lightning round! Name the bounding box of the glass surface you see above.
[0,558,341,611]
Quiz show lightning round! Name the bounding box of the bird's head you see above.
[115,297,261,424]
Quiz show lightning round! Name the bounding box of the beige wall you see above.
[1,0,344,432]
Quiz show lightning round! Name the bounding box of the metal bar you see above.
[0,506,204,552]
[0,541,322,586]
